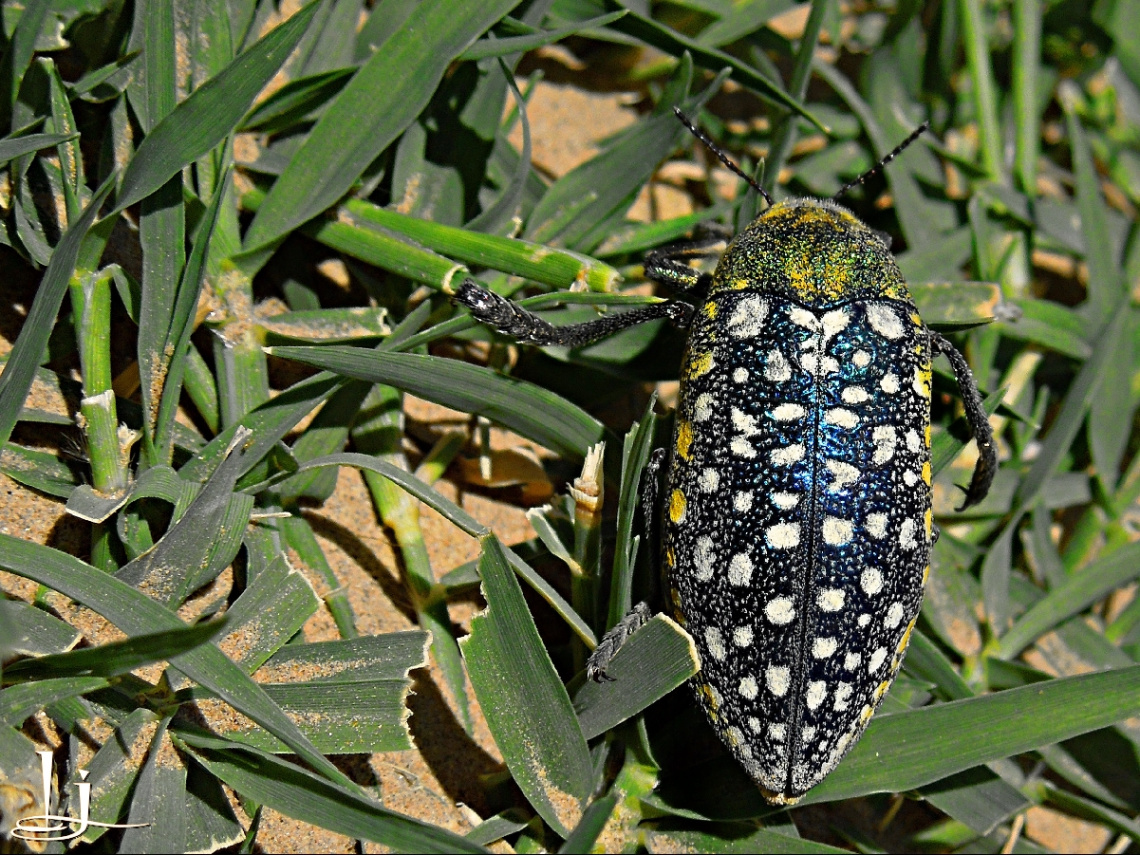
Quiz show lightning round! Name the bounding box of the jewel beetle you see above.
[454,110,996,804]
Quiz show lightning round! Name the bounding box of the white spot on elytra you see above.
[732,407,761,436]
[694,536,715,581]
[765,596,796,625]
[769,723,786,741]
[765,349,791,382]
[698,468,719,492]
[822,309,851,340]
[772,403,805,421]
[842,385,870,404]
[903,470,918,486]
[822,517,853,546]
[801,725,817,742]
[880,372,900,394]
[867,303,904,339]
[739,675,759,699]
[734,491,753,512]
[801,353,818,373]
[843,652,861,670]
[825,407,859,429]
[733,367,749,383]
[868,647,888,672]
[818,589,846,612]
[747,717,762,733]
[826,460,860,491]
[766,522,801,550]
[733,626,753,646]
[886,602,905,629]
[728,295,768,338]
[872,426,897,464]
[806,681,827,710]
[770,444,805,466]
[834,682,853,711]
[772,491,800,509]
[906,429,922,452]
[766,666,791,696]
[790,307,819,330]
[861,566,883,595]
[858,614,872,628]
[694,393,714,421]
[728,553,753,585]
[900,518,917,549]
[705,627,726,661]
[813,637,838,658]
[731,437,756,458]
[853,350,871,367]
[866,513,888,539]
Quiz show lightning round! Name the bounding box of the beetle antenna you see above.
[833,122,930,200]
[673,107,774,207]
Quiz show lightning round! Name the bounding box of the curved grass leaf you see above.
[177,732,487,853]
[4,620,226,681]
[115,2,320,211]
[460,534,592,837]
[1,676,108,725]
[268,347,606,460]
[243,0,520,251]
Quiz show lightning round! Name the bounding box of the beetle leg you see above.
[930,331,997,510]
[643,233,727,297]
[586,601,652,682]
[454,280,694,348]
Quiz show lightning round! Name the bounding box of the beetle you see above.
[454,110,996,804]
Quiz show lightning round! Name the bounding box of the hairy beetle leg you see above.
[930,331,997,510]
[454,280,694,348]
[587,601,652,682]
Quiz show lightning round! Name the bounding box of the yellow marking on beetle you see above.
[704,301,718,319]
[911,312,923,326]
[699,683,720,719]
[925,424,932,447]
[897,619,916,654]
[860,704,874,723]
[874,680,891,701]
[687,351,714,379]
[732,277,749,290]
[922,460,932,485]
[670,586,684,622]
[669,489,687,523]
[922,563,930,584]
[676,420,693,460]
[925,507,934,538]
[666,546,676,568]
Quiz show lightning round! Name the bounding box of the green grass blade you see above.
[573,615,698,740]
[801,664,1140,803]
[177,733,486,853]
[460,534,592,836]
[4,620,225,681]
[115,2,320,211]
[0,175,114,451]
[267,346,606,461]
[243,0,518,251]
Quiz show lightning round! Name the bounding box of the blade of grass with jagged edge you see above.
[177,731,487,853]
[461,534,592,837]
